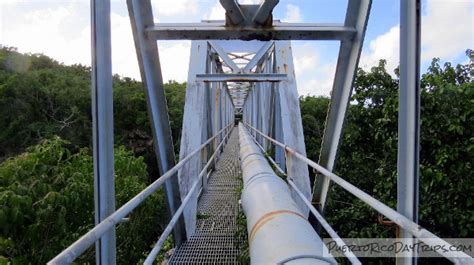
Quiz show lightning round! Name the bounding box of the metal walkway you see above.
[170,127,242,264]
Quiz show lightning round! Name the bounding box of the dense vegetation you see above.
[0,46,185,163]
[301,58,473,240]
[0,138,166,264]
[0,47,183,264]
[0,46,472,264]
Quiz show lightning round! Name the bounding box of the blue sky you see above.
[0,0,472,96]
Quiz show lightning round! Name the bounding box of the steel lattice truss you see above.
[50,1,472,264]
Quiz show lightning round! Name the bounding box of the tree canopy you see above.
[299,58,473,241]
[0,46,472,264]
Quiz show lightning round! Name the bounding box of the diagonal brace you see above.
[243,41,274,73]
[220,0,246,25]
[209,41,241,73]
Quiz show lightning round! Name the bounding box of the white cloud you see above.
[361,0,473,73]
[283,4,303,23]
[360,26,400,73]
[3,0,471,97]
[1,3,91,66]
[204,2,226,20]
[421,0,473,62]
[0,1,193,83]
[293,43,335,96]
[294,43,319,74]
[158,41,191,82]
[237,0,260,4]
[110,13,140,79]
[151,0,197,16]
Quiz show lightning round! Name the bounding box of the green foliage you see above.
[300,58,474,241]
[0,137,167,264]
[0,47,91,159]
[1,46,472,264]
[235,181,249,265]
[154,235,174,264]
[0,47,186,165]
[0,47,186,264]
[299,96,330,161]
[235,210,250,265]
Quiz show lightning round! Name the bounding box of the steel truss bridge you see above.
[49,0,472,264]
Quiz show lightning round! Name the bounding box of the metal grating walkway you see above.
[170,127,242,264]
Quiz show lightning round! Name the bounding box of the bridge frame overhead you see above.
[117,0,374,259]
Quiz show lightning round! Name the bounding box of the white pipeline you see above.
[238,123,335,265]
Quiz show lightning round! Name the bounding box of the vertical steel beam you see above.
[268,50,277,152]
[244,99,249,124]
[203,56,213,168]
[253,85,258,135]
[261,55,273,150]
[127,0,187,246]
[222,84,228,131]
[229,91,235,124]
[178,41,209,236]
[202,87,211,170]
[251,87,257,132]
[256,82,262,144]
[260,82,271,150]
[91,0,115,263]
[274,41,311,213]
[217,83,223,146]
[273,87,286,172]
[397,0,420,264]
[267,82,276,151]
[312,0,371,213]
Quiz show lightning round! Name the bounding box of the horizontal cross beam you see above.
[196,73,287,82]
[147,22,356,41]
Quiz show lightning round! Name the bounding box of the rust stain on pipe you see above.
[248,210,306,244]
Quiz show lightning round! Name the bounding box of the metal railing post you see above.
[91,0,115,263]
[397,0,421,264]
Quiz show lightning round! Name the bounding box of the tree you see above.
[0,47,187,183]
[300,58,473,242]
[0,137,167,264]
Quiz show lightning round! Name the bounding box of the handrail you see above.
[48,123,233,264]
[144,126,232,264]
[288,179,361,265]
[246,126,361,264]
[243,122,473,264]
